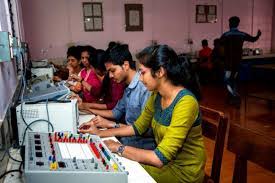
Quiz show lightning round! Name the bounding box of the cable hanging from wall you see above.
[7,0,15,37]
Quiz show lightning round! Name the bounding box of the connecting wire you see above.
[20,52,33,131]
[20,119,54,147]
[0,151,8,162]
[7,149,22,163]
[46,99,50,132]
[0,169,22,180]
[0,146,23,180]
[20,97,53,146]
[20,52,25,76]
[19,161,23,171]
[0,149,21,163]
[6,113,12,145]
[0,143,22,163]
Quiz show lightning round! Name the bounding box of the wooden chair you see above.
[200,105,228,183]
[227,123,275,183]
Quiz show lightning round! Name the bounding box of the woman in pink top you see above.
[70,46,102,102]
[78,49,125,110]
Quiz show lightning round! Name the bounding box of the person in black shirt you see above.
[220,16,261,105]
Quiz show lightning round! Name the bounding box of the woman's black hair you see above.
[79,45,97,65]
[66,46,81,61]
[136,45,201,100]
[90,49,106,72]
[90,49,111,99]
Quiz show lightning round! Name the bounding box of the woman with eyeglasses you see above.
[79,45,206,183]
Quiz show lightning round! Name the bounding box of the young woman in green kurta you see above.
[79,45,206,183]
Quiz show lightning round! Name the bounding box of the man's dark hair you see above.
[229,16,240,28]
[108,41,117,50]
[201,39,208,47]
[109,44,136,70]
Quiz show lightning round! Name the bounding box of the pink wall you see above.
[252,0,273,52]
[21,0,275,60]
[272,0,275,52]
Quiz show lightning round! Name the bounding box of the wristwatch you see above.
[117,145,125,156]
[113,123,120,128]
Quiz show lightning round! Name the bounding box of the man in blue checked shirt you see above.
[79,44,156,150]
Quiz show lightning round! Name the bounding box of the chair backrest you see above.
[227,123,275,183]
[200,105,228,183]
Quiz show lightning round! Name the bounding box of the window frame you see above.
[82,2,103,32]
[196,5,217,23]
[124,4,143,32]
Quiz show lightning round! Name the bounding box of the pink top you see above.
[80,68,102,102]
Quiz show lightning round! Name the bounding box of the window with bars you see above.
[82,2,103,31]
[196,5,217,23]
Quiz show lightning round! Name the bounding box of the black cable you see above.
[20,52,25,77]
[0,169,22,180]
[7,149,22,163]
[46,99,50,132]
[0,151,24,181]
[21,119,54,146]
[0,151,7,162]
[24,99,71,104]
[6,113,15,147]
[19,161,23,171]
[20,52,33,132]
[0,142,22,163]
[0,140,21,162]
[20,98,53,146]
[0,148,23,180]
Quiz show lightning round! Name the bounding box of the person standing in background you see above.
[221,16,261,106]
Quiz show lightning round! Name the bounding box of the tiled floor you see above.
[201,81,275,183]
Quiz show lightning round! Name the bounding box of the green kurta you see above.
[133,89,206,183]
